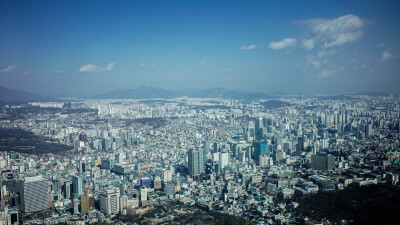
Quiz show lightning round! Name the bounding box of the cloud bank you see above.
[302,14,364,50]
[0,66,16,74]
[268,38,296,50]
[79,62,115,73]
[382,50,393,61]
[241,45,256,50]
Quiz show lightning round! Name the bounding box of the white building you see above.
[140,188,148,202]
[100,189,120,216]
[259,154,273,167]
[163,169,172,182]
[219,152,229,169]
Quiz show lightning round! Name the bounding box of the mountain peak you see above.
[0,85,52,103]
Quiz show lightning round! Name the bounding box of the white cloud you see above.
[0,66,16,74]
[382,50,393,61]
[323,30,363,48]
[311,61,321,69]
[199,59,207,66]
[318,69,336,78]
[306,55,322,69]
[139,62,156,70]
[220,68,235,74]
[80,64,98,73]
[302,39,316,50]
[268,38,297,50]
[306,55,338,78]
[79,62,115,73]
[241,45,256,50]
[302,14,364,49]
[101,62,115,71]
[318,50,337,58]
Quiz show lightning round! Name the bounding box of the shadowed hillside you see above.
[0,128,73,154]
[293,183,400,224]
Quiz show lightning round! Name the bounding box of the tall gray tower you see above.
[19,176,49,213]
[72,176,83,198]
[255,117,263,140]
[188,149,205,176]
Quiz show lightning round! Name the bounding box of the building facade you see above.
[311,154,335,170]
[188,149,205,176]
[19,176,49,213]
[100,189,120,216]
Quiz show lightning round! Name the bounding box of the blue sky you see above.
[0,0,399,96]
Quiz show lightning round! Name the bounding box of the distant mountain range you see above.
[0,85,52,103]
[0,85,275,102]
[0,85,391,102]
[95,86,182,99]
[94,86,276,100]
[92,87,393,100]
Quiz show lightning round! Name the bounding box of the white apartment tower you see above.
[188,149,205,176]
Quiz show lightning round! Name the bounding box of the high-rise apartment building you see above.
[188,149,205,176]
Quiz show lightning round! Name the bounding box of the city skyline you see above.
[0,0,399,96]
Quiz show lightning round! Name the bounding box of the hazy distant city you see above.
[0,1,399,225]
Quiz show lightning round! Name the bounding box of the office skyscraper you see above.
[248,121,255,141]
[253,142,268,162]
[73,198,79,214]
[188,149,205,176]
[19,176,49,213]
[119,195,128,212]
[140,188,148,202]
[80,194,89,214]
[79,161,86,173]
[72,176,83,198]
[100,189,120,216]
[64,180,71,199]
[140,177,151,188]
[255,117,263,140]
[365,124,374,137]
[103,138,113,150]
[311,154,335,170]
[163,169,172,182]
[219,152,230,170]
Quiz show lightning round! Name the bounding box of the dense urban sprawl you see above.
[0,95,399,224]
